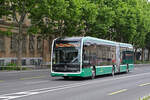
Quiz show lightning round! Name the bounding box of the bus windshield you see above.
[52,41,81,64]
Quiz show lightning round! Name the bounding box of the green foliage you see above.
[0,0,10,17]
[6,63,17,67]
[0,63,31,71]
[89,0,150,50]
[1,0,150,57]
[29,0,98,37]
[88,0,115,39]
[131,0,150,48]
[145,32,150,49]
[1,0,149,50]
[139,95,150,100]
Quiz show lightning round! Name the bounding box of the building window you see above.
[22,59,26,66]
[10,34,17,52]
[29,35,35,52]
[0,60,5,66]
[37,36,43,53]
[30,59,35,65]
[11,59,17,65]
[38,59,42,65]
[0,35,5,52]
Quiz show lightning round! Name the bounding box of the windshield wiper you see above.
[71,57,78,63]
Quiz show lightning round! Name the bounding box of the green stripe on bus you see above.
[96,66,113,75]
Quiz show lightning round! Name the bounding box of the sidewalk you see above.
[134,64,150,67]
[0,64,149,73]
[0,65,50,73]
[0,68,50,73]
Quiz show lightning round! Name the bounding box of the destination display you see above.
[56,42,80,48]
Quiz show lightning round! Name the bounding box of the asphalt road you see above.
[0,65,150,100]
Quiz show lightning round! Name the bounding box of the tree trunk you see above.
[42,38,44,64]
[48,36,55,63]
[17,24,23,69]
[148,48,150,61]
[48,36,52,60]
[134,48,137,63]
[141,48,144,62]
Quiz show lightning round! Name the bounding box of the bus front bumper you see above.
[51,68,93,77]
[51,72,83,77]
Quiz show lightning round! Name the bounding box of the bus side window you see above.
[83,47,89,64]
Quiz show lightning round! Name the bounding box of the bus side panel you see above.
[120,65,127,72]
[129,64,134,70]
[96,66,113,75]
[81,67,92,77]
[120,64,134,72]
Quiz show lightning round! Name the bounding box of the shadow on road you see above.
[51,72,129,81]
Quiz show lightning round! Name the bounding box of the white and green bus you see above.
[51,37,134,79]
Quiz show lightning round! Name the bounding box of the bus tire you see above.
[91,67,96,79]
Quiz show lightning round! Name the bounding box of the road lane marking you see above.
[20,76,45,80]
[108,89,127,95]
[0,83,99,100]
[1,72,150,100]
[139,83,150,87]
[25,81,49,85]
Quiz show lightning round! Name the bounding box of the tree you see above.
[87,0,115,39]
[0,0,8,17]
[29,0,98,58]
[29,0,69,59]
[132,0,150,61]
[79,0,98,36]
[145,32,150,60]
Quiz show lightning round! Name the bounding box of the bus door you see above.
[116,44,120,72]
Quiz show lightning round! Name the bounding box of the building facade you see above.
[0,16,51,66]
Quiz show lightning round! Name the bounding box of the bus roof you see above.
[119,42,133,48]
[83,36,133,48]
[83,36,116,46]
[55,36,133,48]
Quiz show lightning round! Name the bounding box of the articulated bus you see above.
[51,37,134,79]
